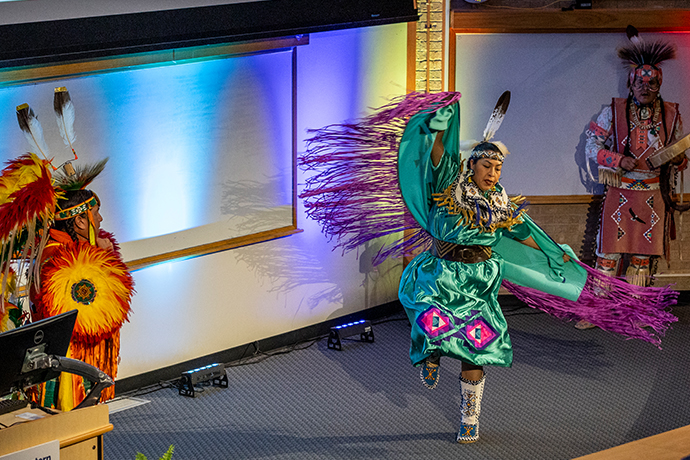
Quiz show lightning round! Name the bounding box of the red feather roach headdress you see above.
[618,25,676,88]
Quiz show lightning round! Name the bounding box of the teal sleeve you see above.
[494,214,586,302]
[431,147,460,194]
[398,102,461,232]
[503,220,531,241]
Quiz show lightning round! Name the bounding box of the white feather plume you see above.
[626,24,641,45]
[459,139,480,153]
[482,91,511,142]
[492,140,511,157]
[54,88,77,158]
[16,104,51,160]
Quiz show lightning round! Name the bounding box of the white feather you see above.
[492,141,511,157]
[20,113,51,160]
[459,139,480,152]
[55,98,77,149]
[482,91,511,142]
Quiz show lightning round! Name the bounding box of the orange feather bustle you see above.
[66,332,120,403]
[37,240,134,344]
[35,233,134,409]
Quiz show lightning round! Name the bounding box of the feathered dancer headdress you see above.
[618,25,676,88]
[0,87,105,313]
[53,158,109,245]
[461,91,512,162]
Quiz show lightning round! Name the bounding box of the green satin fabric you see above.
[397,101,588,368]
[398,103,530,367]
[400,249,514,367]
[398,190,530,367]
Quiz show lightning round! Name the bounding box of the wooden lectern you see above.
[0,404,112,459]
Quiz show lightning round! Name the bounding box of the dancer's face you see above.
[631,76,660,105]
[74,204,103,240]
[471,158,502,191]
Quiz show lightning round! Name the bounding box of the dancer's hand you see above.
[97,237,114,252]
[620,157,637,171]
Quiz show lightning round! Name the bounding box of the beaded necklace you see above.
[629,98,661,136]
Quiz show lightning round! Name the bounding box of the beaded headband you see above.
[55,194,99,221]
[469,141,509,163]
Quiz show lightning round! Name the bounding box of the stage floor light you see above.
[178,363,228,397]
[328,320,374,351]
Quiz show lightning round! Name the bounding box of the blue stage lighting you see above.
[179,363,228,397]
[328,320,374,351]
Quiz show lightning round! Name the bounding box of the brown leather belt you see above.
[429,239,492,263]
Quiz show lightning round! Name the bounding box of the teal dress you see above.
[399,153,531,367]
[398,102,585,368]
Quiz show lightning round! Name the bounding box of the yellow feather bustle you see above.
[37,241,134,345]
[33,239,133,410]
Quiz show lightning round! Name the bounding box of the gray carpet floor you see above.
[105,302,690,460]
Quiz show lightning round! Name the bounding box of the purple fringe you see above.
[299,91,678,347]
[299,92,458,263]
[502,261,678,347]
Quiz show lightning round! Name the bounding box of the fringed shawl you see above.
[299,92,678,347]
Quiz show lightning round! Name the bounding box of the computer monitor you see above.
[0,310,77,398]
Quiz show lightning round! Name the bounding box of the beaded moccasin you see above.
[420,360,440,390]
[456,374,485,443]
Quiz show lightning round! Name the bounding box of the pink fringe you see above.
[502,261,678,347]
[299,92,458,263]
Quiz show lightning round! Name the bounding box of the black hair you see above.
[471,142,502,156]
[52,189,95,242]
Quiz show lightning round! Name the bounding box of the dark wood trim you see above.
[125,226,303,272]
[521,194,689,205]
[451,9,690,33]
[448,28,457,92]
[448,9,690,129]
[523,194,602,205]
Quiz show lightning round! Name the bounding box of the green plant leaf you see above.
[160,445,174,460]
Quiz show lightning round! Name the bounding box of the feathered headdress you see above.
[0,154,58,312]
[0,87,106,313]
[460,91,512,162]
[618,25,676,88]
[53,158,108,193]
